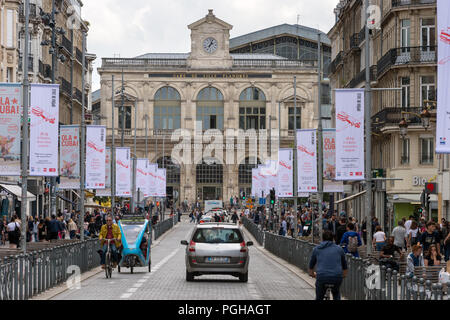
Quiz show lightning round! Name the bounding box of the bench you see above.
[413,266,444,283]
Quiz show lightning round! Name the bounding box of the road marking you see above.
[133,282,143,288]
[137,279,146,283]
[120,293,133,299]
[127,287,138,293]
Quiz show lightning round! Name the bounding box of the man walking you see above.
[309,230,348,300]
[340,223,362,258]
[328,215,339,242]
[392,220,407,250]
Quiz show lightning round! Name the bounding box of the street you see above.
[50,217,315,300]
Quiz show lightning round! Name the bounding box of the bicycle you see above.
[103,239,117,279]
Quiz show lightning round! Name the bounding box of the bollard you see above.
[436,283,443,300]
[392,270,398,300]
[406,276,412,300]
[418,278,425,300]
[386,268,392,300]
[380,265,386,300]
[37,251,42,294]
[411,276,418,300]
[24,253,29,300]
[425,280,432,300]
[18,254,24,300]
[400,275,406,300]
[431,283,438,300]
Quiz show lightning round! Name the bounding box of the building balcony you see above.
[73,87,82,103]
[232,59,317,68]
[329,51,344,75]
[372,107,423,132]
[39,60,52,79]
[391,0,436,8]
[19,3,39,22]
[76,48,83,64]
[61,35,73,55]
[377,46,436,78]
[60,77,72,97]
[346,65,377,88]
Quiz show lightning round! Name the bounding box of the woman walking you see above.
[68,219,78,239]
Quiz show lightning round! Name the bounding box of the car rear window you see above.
[192,228,243,244]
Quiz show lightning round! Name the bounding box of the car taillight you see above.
[240,241,247,252]
[199,220,204,224]
[188,240,196,252]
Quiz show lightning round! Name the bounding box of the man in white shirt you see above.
[392,220,407,250]
[404,215,414,235]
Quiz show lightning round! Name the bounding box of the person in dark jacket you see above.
[309,230,348,300]
[47,215,60,240]
[328,215,339,241]
[335,218,347,245]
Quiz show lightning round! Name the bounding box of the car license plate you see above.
[205,257,229,263]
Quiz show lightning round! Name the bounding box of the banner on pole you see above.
[323,129,344,193]
[136,159,148,196]
[95,148,111,196]
[115,147,131,197]
[147,163,158,197]
[86,126,106,189]
[29,84,59,176]
[257,165,268,198]
[436,0,450,153]
[156,168,166,197]
[59,125,80,189]
[0,84,21,176]
[251,168,258,197]
[297,129,317,193]
[335,89,365,181]
[277,149,293,198]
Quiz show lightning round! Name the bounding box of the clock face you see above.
[203,37,218,54]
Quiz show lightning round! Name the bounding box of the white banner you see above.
[277,149,293,198]
[115,147,131,197]
[251,168,259,197]
[29,84,59,176]
[323,129,344,193]
[59,125,80,189]
[0,84,21,176]
[436,0,450,153]
[257,165,269,197]
[263,160,278,193]
[96,147,111,196]
[156,168,166,197]
[86,126,106,189]
[147,163,158,197]
[335,89,365,181]
[136,159,148,196]
[297,129,317,193]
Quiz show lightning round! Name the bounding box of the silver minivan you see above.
[181,223,253,282]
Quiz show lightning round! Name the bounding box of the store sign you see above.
[335,89,365,181]
[436,0,450,153]
[297,129,317,193]
[29,84,59,177]
[412,176,432,187]
[86,126,106,189]
[59,125,80,189]
[0,84,21,176]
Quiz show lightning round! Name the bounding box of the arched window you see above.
[196,87,224,130]
[239,87,266,130]
[154,86,181,130]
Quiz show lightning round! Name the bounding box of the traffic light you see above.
[425,183,437,194]
[242,192,246,201]
[270,188,275,205]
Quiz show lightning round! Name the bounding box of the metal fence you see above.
[242,217,265,246]
[0,239,100,300]
[153,217,174,241]
[244,219,447,300]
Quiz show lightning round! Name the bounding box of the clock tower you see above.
[187,9,233,69]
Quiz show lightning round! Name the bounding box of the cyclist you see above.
[99,215,122,269]
[309,230,348,300]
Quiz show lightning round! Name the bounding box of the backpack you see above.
[347,235,358,253]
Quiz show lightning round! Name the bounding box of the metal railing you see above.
[329,51,343,75]
[0,239,100,300]
[153,217,174,240]
[61,35,73,55]
[392,0,436,8]
[76,48,83,64]
[377,46,436,78]
[347,65,377,88]
[242,217,264,246]
[232,59,317,69]
[60,77,72,97]
[372,107,423,131]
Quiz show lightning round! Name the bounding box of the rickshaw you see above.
[117,216,151,274]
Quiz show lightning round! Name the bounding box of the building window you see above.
[420,76,435,107]
[239,87,266,130]
[401,77,410,109]
[196,159,223,184]
[401,138,410,165]
[238,157,261,184]
[157,156,180,184]
[118,106,131,129]
[288,107,302,130]
[420,138,434,165]
[154,86,181,130]
[401,19,410,52]
[421,18,435,51]
[196,87,224,130]
[6,67,13,83]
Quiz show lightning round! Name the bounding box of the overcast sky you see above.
[82,0,338,92]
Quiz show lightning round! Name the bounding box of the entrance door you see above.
[203,187,217,201]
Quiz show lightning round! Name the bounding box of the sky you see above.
[82,0,338,92]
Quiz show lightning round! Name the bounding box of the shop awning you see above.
[0,184,36,202]
[389,193,438,204]
[335,190,367,204]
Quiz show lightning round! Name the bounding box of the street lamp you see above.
[399,119,408,140]
[420,109,431,131]
[399,108,433,137]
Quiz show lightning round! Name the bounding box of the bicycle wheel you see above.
[105,252,111,278]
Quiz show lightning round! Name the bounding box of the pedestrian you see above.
[88,217,97,238]
[47,215,60,241]
[6,217,21,248]
[424,244,442,267]
[280,217,287,237]
[373,225,386,251]
[38,219,46,242]
[380,236,403,272]
[406,244,425,278]
[405,215,414,235]
[445,223,450,262]
[335,217,347,245]
[231,211,239,224]
[0,216,4,245]
[68,219,78,239]
[392,220,407,250]
[340,223,362,258]
[419,222,441,255]
[407,220,420,248]
[32,217,39,242]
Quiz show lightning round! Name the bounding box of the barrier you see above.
[153,217,174,240]
[242,217,265,246]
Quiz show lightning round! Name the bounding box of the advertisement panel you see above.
[436,0,450,153]
[277,149,293,198]
[156,168,166,197]
[323,129,344,193]
[251,168,258,197]
[86,126,106,189]
[261,160,278,193]
[147,163,158,197]
[335,89,365,181]
[59,125,80,189]
[29,84,59,176]
[115,147,131,197]
[95,147,111,197]
[0,84,21,175]
[297,129,317,193]
[136,159,148,196]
